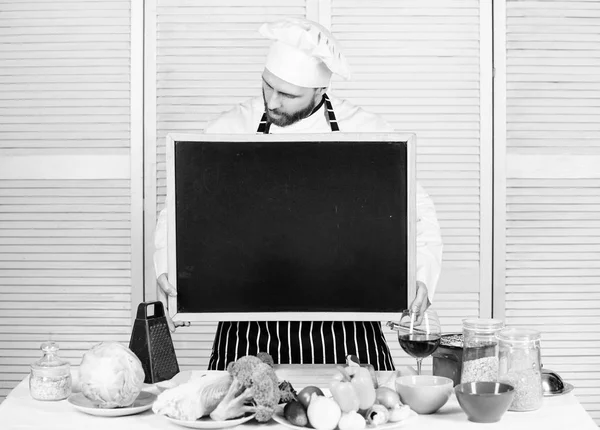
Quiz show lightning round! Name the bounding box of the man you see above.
[154,18,443,371]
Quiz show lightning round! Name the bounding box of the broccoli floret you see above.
[210,355,281,422]
[248,364,280,421]
[256,352,275,367]
[228,355,264,387]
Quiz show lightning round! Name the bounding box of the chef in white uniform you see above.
[154,18,443,371]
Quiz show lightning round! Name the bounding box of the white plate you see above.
[164,414,256,429]
[68,391,157,417]
[272,408,417,430]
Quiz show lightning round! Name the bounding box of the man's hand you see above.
[409,281,431,325]
[157,273,190,332]
[157,273,177,297]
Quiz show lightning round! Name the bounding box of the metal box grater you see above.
[129,301,180,384]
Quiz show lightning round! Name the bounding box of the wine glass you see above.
[394,309,442,375]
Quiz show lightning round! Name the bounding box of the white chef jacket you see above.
[154,95,443,303]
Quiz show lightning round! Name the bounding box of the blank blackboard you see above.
[166,133,416,321]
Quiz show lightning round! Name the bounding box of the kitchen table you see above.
[0,367,596,430]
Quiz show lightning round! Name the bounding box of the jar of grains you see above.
[29,342,72,401]
[497,328,543,411]
[460,318,504,384]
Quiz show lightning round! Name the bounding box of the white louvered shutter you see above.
[0,0,140,402]
[502,0,600,424]
[331,0,488,370]
[151,0,307,369]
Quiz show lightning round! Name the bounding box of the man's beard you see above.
[263,92,319,127]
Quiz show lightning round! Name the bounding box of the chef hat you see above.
[259,18,351,88]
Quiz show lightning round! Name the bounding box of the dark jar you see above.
[432,333,463,386]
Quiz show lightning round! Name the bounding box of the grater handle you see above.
[135,301,166,320]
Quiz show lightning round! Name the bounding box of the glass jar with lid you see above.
[29,341,72,401]
[497,328,543,411]
[460,318,504,384]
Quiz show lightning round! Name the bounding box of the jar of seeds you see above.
[498,328,543,411]
[29,342,72,401]
[460,318,504,384]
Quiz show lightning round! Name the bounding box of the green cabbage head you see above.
[79,342,145,408]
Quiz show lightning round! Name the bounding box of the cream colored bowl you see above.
[395,375,453,414]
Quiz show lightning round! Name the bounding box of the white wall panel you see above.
[0,0,141,403]
[499,0,600,424]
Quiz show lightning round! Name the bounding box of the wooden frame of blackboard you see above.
[165,132,416,323]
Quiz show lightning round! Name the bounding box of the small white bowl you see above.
[395,375,453,414]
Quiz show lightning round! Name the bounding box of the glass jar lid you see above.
[31,341,69,369]
[497,327,541,344]
[462,318,504,332]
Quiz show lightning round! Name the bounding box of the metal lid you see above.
[542,369,574,396]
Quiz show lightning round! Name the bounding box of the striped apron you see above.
[207,94,396,371]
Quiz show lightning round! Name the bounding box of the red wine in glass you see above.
[390,309,442,374]
[398,333,441,358]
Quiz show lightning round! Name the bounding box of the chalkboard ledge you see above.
[170,311,405,323]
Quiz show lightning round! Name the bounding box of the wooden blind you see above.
[330,0,487,369]
[503,0,600,424]
[0,0,135,401]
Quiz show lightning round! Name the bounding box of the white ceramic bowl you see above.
[395,375,453,414]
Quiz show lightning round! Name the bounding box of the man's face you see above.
[262,69,324,127]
